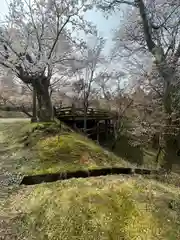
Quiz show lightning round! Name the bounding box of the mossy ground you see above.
[0,119,128,175]
[0,119,180,239]
[3,175,180,240]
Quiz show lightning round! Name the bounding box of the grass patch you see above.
[4,176,180,240]
[1,120,180,239]
[0,120,127,175]
[36,133,127,173]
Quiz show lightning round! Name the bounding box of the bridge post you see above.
[73,121,77,130]
[97,121,100,143]
[105,119,108,140]
[109,120,112,134]
[71,103,76,114]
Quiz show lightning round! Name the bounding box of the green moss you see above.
[1,120,180,239]
[0,120,127,175]
[16,121,71,149]
[18,121,127,174]
[36,133,126,173]
[6,177,180,240]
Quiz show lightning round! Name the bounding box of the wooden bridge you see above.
[0,103,118,142]
[54,106,117,121]
[54,105,118,142]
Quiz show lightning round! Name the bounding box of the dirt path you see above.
[0,119,30,239]
[0,119,29,195]
[0,118,29,123]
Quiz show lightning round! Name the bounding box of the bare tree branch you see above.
[48,15,71,60]
[136,0,156,52]
[99,0,136,10]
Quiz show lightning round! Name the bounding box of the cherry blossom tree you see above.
[0,0,96,121]
[95,0,180,171]
[72,36,105,129]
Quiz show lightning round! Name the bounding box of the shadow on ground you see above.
[114,141,143,165]
[103,135,144,166]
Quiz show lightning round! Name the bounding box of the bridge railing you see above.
[54,105,117,118]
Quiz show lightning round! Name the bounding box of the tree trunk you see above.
[84,114,87,130]
[31,87,38,122]
[83,104,88,131]
[161,137,174,172]
[158,64,174,171]
[135,0,179,172]
[37,89,53,122]
[111,118,122,150]
[34,78,54,122]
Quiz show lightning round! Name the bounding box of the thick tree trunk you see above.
[36,88,54,122]
[31,87,38,122]
[161,136,174,172]
[33,78,54,122]
[158,64,174,171]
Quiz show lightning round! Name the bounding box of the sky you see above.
[84,9,121,54]
[0,0,122,55]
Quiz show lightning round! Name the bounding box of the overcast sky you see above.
[0,0,127,92]
[0,0,122,55]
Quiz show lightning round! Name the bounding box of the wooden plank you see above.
[54,106,117,123]
[57,116,113,121]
